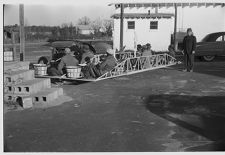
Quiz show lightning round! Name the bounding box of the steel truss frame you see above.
[35,53,176,82]
[96,53,176,81]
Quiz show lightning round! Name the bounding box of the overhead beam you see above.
[112,2,225,9]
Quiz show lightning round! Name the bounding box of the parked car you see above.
[176,32,225,61]
[195,32,225,61]
[37,39,112,65]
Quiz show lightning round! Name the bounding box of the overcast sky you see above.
[4,0,224,26]
[4,0,115,26]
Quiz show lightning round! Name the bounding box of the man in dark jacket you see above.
[182,28,197,72]
[97,48,117,75]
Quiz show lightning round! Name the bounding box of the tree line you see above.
[4,16,113,43]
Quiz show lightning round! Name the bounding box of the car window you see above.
[216,35,225,42]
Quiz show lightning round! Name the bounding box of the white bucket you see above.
[33,64,47,76]
[4,51,13,62]
[66,66,81,78]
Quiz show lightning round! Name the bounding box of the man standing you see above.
[182,28,197,72]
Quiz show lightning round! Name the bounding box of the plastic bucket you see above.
[33,64,47,76]
[66,66,81,78]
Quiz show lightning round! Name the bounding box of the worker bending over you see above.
[48,48,79,76]
[80,45,94,64]
[97,48,117,75]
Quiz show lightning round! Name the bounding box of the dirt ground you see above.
[4,57,225,152]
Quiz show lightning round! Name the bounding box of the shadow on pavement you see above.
[144,94,225,151]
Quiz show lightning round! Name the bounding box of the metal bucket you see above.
[66,66,81,78]
[33,64,47,76]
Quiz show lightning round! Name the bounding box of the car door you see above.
[214,35,225,56]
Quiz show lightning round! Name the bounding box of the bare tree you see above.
[77,16,91,25]
[102,19,113,36]
[91,17,103,34]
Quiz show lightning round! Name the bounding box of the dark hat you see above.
[187,28,192,32]
[142,45,147,49]
[146,43,151,47]
[137,44,142,47]
[137,44,142,49]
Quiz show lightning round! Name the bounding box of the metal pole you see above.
[19,4,25,61]
[12,32,16,61]
[174,3,177,51]
[120,3,124,51]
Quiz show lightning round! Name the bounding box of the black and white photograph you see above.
[1,0,225,152]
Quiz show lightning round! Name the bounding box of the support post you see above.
[12,32,16,61]
[174,3,178,51]
[119,3,124,52]
[19,4,25,61]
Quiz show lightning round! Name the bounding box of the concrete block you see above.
[13,78,51,95]
[4,61,30,72]
[4,94,33,108]
[4,85,14,94]
[21,97,33,109]
[33,88,63,105]
[4,70,34,85]
[4,93,28,102]
[4,87,63,108]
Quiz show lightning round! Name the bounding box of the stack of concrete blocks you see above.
[4,61,63,109]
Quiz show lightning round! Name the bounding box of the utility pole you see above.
[119,3,124,51]
[12,32,16,61]
[174,3,178,51]
[19,4,25,61]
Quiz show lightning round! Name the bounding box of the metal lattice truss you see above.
[115,52,134,61]
[91,52,134,65]
[96,53,176,81]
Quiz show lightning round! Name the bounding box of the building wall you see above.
[113,5,225,51]
[113,18,173,51]
[79,29,94,35]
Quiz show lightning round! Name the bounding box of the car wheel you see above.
[202,56,215,62]
[38,57,48,64]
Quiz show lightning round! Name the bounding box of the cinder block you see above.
[21,97,33,109]
[4,93,28,102]
[4,85,14,94]
[13,78,51,95]
[4,94,33,109]
[4,87,63,109]
[4,61,30,72]
[33,88,63,105]
[4,70,34,85]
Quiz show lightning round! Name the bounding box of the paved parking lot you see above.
[4,57,225,152]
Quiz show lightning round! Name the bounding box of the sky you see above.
[3,0,115,26]
[4,0,225,26]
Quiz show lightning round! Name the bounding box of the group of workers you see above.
[136,43,155,57]
[47,27,195,80]
[47,44,117,79]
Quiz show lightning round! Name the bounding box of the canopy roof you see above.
[111,13,174,19]
[109,2,225,8]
